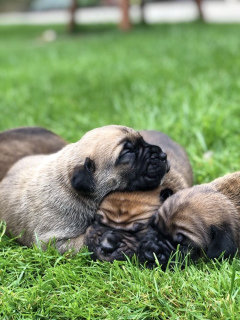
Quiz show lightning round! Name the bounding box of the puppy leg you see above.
[55,235,86,254]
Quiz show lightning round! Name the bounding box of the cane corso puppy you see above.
[138,171,240,268]
[85,130,193,261]
[0,125,169,253]
[0,127,67,182]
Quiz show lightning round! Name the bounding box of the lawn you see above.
[0,22,240,319]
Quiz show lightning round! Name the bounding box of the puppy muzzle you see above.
[137,228,200,269]
[137,228,177,268]
[87,229,138,261]
[126,144,169,191]
[85,218,145,262]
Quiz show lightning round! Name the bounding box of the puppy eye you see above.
[160,188,173,202]
[124,140,134,151]
[116,140,137,165]
[174,233,185,244]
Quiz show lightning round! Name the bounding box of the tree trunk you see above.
[140,0,146,25]
[119,0,131,31]
[195,0,204,21]
[68,0,78,33]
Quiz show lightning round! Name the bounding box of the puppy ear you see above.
[206,225,238,260]
[71,157,96,194]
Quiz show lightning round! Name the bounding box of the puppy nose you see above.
[159,152,167,161]
[100,231,120,254]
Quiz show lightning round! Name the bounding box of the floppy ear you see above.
[206,225,238,260]
[71,157,96,194]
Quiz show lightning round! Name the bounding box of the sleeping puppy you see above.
[0,125,169,254]
[138,171,240,268]
[0,127,67,182]
[85,130,193,261]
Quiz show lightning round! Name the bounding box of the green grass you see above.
[0,23,240,319]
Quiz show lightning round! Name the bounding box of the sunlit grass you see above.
[0,22,240,319]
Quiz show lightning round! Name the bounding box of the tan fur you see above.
[96,130,193,230]
[0,125,168,254]
[0,127,67,182]
[98,188,162,230]
[84,130,193,261]
[153,171,240,253]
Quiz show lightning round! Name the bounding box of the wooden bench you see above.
[68,0,204,32]
[119,0,204,30]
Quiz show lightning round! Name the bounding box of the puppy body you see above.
[0,127,67,182]
[85,130,193,261]
[138,171,240,267]
[0,125,168,253]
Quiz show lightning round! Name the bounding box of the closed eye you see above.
[173,232,191,246]
[116,141,137,165]
[120,140,135,157]
[124,140,135,151]
[119,148,133,158]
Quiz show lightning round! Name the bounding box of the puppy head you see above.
[69,125,169,199]
[84,186,174,261]
[138,186,239,268]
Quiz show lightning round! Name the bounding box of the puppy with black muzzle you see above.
[0,127,67,182]
[0,125,168,254]
[85,130,193,262]
[138,171,240,268]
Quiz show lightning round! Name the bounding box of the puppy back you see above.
[0,127,67,182]
[211,171,240,213]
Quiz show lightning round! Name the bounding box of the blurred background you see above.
[0,0,239,184]
[0,0,240,29]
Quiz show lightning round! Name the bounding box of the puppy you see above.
[85,130,193,261]
[0,127,67,182]
[0,125,169,253]
[138,171,240,268]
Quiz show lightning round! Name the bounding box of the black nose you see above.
[100,231,121,254]
[159,152,167,161]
